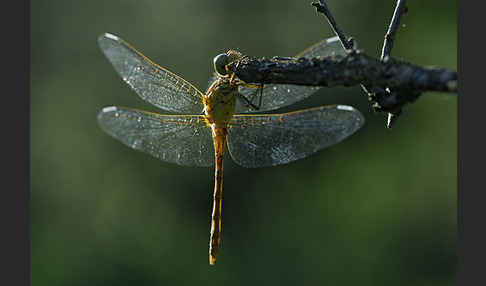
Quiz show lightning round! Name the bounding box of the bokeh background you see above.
[31,0,456,285]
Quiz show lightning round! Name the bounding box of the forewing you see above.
[294,36,347,58]
[227,105,364,168]
[98,106,214,167]
[236,36,348,113]
[98,33,204,114]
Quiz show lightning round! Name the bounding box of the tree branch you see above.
[230,1,457,128]
[229,52,456,92]
[227,52,457,112]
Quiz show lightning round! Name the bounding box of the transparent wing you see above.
[98,33,205,114]
[98,106,214,167]
[236,36,348,113]
[294,35,347,58]
[227,105,364,168]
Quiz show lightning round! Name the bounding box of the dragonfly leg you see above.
[229,72,236,85]
[257,83,263,109]
[241,83,262,89]
[228,59,242,85]
[238,82,264,111]
[236,90,262,111]
[230,59,265,111]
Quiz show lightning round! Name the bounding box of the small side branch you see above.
[381,0,408,61]
[311,1,353,50]
[380,0,409,127]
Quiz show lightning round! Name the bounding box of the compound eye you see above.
[213,53,230,76]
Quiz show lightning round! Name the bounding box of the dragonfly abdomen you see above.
[209,126,228,265]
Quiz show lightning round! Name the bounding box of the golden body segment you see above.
[203,77,239,264]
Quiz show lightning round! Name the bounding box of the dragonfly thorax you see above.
[203,79,237,126]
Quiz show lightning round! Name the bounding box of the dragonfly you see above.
[97,33,364,265]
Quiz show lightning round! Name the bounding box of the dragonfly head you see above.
[213,50,244,77]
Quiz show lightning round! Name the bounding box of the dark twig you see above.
[380,0,409,127]
[228,53,457,96]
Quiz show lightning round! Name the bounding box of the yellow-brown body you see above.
[203,77,238,265]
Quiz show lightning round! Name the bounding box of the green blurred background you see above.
[31,0,456,285]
